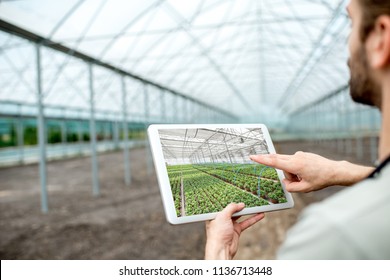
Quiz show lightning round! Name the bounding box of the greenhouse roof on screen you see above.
[159,127,269,165]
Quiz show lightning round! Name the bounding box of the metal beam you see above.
[98,0,164,60]
[164,3,255,113]
[47,0,86,39]
[17,105,24,163]
[55,15,330,43]
[289,84,348,116]
[121,76,131,186]
[0,20,237,121]
[88,63,100,197]
[278,0,348,109]
[35,43,48,213]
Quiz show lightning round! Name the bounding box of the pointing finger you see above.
[250,154,295,172]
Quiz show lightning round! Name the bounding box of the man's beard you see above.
[348,46,381,108]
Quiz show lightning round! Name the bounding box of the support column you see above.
[104,120,110,150]
[121,76,131,186]
[200,148,206,163]
[223,136,233,163]
[61,115,67,157]
[17,106,24,163]
[206,141,214,163]
[89,63,100,196]
[78,120,83,154]
[114,120,119,150]
[36,44,48,213]
[144,84,152,175]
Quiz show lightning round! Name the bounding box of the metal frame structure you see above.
[0,0,383,212]
[1,0,356,119]
[0,20,236,213]
[159,128,269,165]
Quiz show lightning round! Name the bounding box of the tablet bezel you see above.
[148,124,294,224]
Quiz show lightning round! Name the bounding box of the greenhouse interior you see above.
[0,0,383,260]
[158,128,269,165]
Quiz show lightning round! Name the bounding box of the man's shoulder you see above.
[278,164,390,259]
[298,163,390,258]
[313,163,390,220]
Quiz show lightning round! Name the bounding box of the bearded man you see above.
[205,0,390,260]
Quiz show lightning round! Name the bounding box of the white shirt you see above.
[277,158,390,259]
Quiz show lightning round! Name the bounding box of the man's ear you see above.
[367,15,390,69]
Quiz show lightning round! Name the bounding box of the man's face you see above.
[347,0,381,107]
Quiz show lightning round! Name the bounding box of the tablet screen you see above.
[157,127,288,217]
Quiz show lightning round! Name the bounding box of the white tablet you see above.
[148,124,294,224]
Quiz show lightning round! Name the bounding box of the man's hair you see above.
[359,0,390,41]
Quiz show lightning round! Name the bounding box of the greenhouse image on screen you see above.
[158,128,288,217]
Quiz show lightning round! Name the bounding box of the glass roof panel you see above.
[0,0,350,123]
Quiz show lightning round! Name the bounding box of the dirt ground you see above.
[0,140,373,259]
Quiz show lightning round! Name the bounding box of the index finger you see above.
[239,213,265,232]
[249,154,295,173]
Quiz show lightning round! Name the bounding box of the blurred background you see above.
[0,0,380,259]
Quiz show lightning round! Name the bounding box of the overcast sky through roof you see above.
[0,0,350,126]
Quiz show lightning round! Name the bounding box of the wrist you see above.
[333,160,373,186]
[205,241,231,260]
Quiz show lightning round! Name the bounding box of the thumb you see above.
[284,179,310,193]
[219,203,245,219]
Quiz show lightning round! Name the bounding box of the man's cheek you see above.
[348,29,359,55]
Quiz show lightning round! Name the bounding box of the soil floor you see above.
[0,140,374,259]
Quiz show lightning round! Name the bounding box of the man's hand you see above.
[205,203,265,260]
[250,151,374,193]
